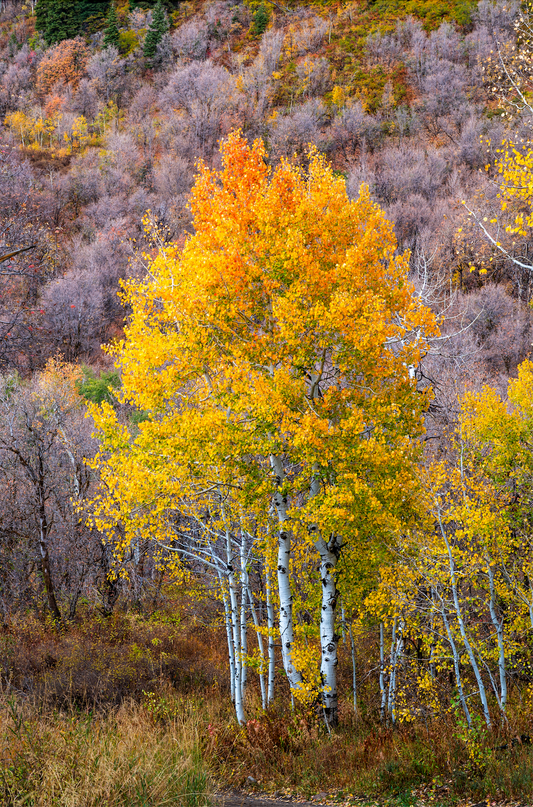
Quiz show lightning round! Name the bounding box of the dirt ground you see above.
[214,794,331,807]
[213,791,524,807]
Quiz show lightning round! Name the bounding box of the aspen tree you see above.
[90,132,438,724]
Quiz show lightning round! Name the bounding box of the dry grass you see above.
[2,608,533,806]
[207,694,533,804]
[0,695,212,807]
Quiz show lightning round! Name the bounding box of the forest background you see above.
[2,0,533,803]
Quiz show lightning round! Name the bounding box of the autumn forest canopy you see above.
[4,0,533,804]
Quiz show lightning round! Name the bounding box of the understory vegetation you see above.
[2,605,533,806]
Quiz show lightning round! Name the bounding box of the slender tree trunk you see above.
[265,563,276,705]
[101,540,120,616]
[438,513,491,726]
[309,465,340,726]
[316,534,340,727]
[226,531,245,724]
[486,561,507,715]
[379,622,387,723]
[441,601,472,728]
[38,517,61,622]
[219,569,236,705]
[270,454,302,691]
[247,582,267,710]
[429,587,437,681]
[37,461,61,623]
[387,617,397,721]
[342,603,358,715]
[387,616,403,725]
[240,539,248,698]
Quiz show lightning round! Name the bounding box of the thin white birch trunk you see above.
[265,564,276,705]
[441,602,472,728]
[219,569,236,705]
[270,453,302,691]
[387,617,397,721]
[438,513,491,727]
[349,622,358,715]
[429,587,436,681]
[341,603,358,714]
[379,622,387,723]
[316,534,340,726]
[226,531,245,724]
[486,561,507,715]
[247,582,267,710]
[309,467,340,726]
[240,539,248,698]
[387,617,404,725]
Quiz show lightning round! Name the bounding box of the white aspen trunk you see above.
[429,587,436,681]
[479,652,505,716]
[247,582,267,710]
[441,603,472,728]
[387,617,397,721]
[438,514,491,727]
[387,617,404,725]
[349,622,358,714]
[316,534,340,727]
[340,603,347,645]
[486,561,507,715]
[265,564,276,705]
[341,603,358,713]
[379,622,387,723]
[240,539,248,698]
[270,453,302,691]
[309,466,340,727]
[226,531,245,724]
[219,570,236,705]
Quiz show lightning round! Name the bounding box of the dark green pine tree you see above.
[41,0,80,44]
[252,3,269,36]
[35,0,52,40]
[143,0,168,59]
[103,3,120,48]
[77,0,109,29]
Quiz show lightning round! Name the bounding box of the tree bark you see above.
[486,561,507,716]
[270,453,302,691]
[37,455,61,623]
[316,534,340,727]
[439,513,491,727]
[240,538,248,698]
[226,530,245,724]
[265,563,276,705]
[379,622,387,723]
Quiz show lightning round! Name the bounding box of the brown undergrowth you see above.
[0,696,212,807]
[0,603,228,708]
[2,607,533,806]
[209,700,533,804]
[0,604,222,807]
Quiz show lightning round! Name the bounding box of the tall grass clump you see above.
[0,694,212,807]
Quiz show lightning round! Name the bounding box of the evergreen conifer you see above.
[77,0,109,27]
[143,0,169,60]
[252,3,269,36]
[35,0,52,40]
[103,3,120,48]
[41,0,79,44]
